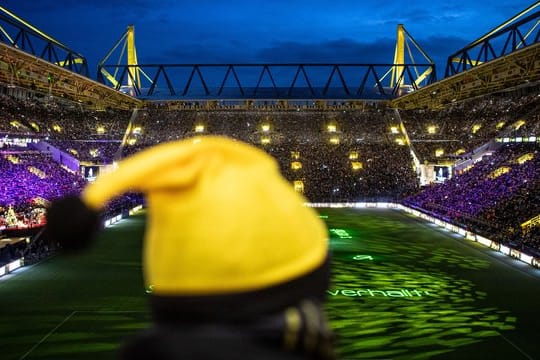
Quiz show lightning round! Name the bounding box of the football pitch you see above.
[1,208,539,359]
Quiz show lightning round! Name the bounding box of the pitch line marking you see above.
[76,310,147,313]
[498,332,533,360]
[19,310,77,360]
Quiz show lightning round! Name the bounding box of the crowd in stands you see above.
[0,87,539,258]
[0,142,142,264]
[49,140,121,163]
[0,93,131,140]
[0,92,131,165]
[0,151,85,215]
[0,147,143,228]
[400,92,540,162]
[265,142,418,201]
[122,107,417,201]
[127,107,392,148]
[404,142,540,255]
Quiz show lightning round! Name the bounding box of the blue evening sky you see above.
[0,1,534,80]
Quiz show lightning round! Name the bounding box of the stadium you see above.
[0,1,539,359]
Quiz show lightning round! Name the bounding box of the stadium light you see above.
[261,124,270,132]
[517,153,533,164]
[489,166,511,179]
[327,124,337,133]
[514,120,526,130]
[6,155,19,164]
[427,125,437,134]
[10,121,22,129]
[293,180,304,193]
[291,161,302,170]
[390,126,399,134]
[195,124,205,133]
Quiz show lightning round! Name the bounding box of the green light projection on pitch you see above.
[329,228,352,239]
[321,209,516,360]
[352,254,373,261]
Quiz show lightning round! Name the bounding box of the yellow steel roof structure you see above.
[0,41,142,109]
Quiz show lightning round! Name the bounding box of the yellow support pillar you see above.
[391,24,405,88]
[126,25,140,89]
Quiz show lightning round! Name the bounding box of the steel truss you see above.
[392,42,540,110]
[0,6,89,77]
[97,63,436,100]
[446,3,540,77]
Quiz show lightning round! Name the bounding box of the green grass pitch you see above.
[1,208,539,359]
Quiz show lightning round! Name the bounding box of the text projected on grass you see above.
[327,288,433,298]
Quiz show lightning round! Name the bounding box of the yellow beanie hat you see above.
[48,136,329,298]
